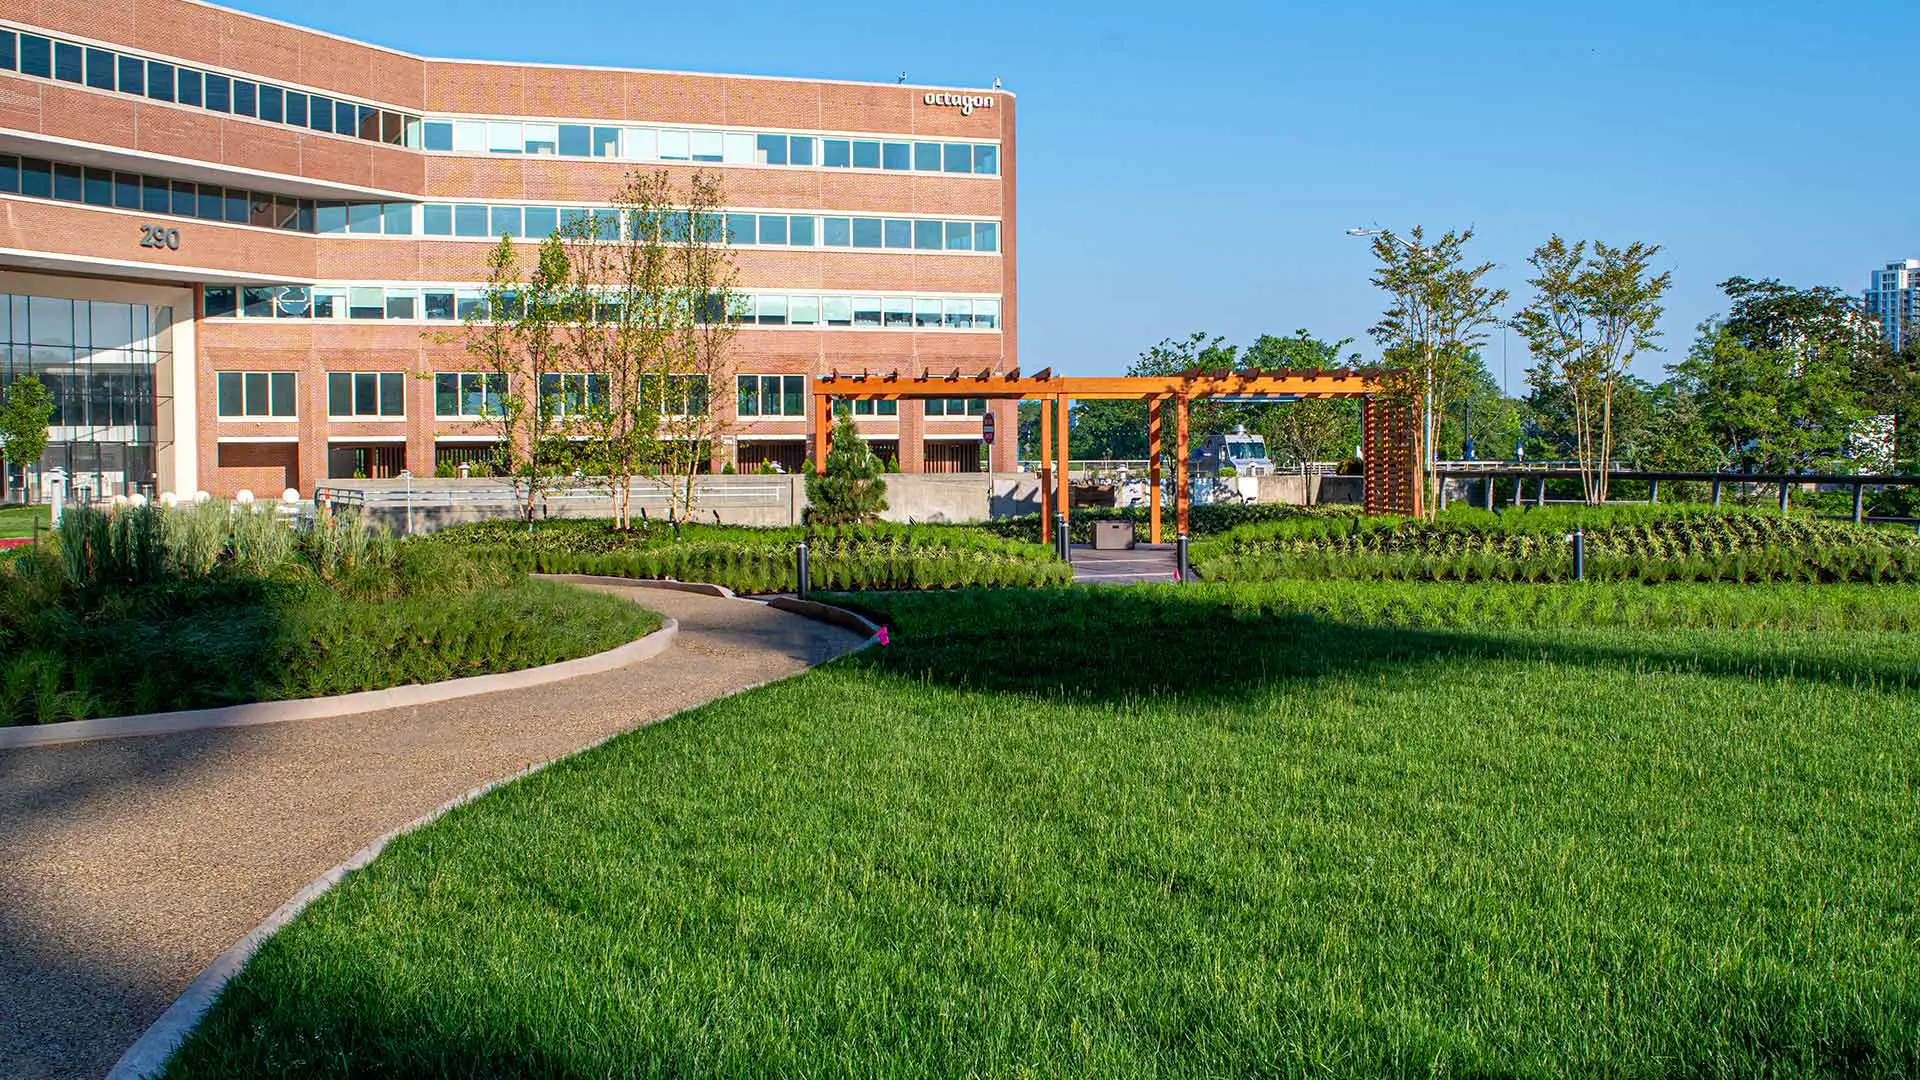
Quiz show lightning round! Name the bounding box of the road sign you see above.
[981,412,996,445]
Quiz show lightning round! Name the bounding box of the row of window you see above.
[418,204,1000,252]
[735,376,982,419]
[218,370,961,421]
[203,284,1004,330]
[0,153,389,234]
[0,156,1006,253]
[418,121,999,176]
[0,27,1000,176]
[0,26,420,146]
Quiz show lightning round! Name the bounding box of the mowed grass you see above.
[165,583,1920,1078]
[0,503,48,538]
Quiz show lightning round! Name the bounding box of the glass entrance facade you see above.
[0,293,167,500]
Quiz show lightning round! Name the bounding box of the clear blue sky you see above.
[238,0,1916,390]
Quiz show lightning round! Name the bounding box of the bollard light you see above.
[1176,532,1190,584]
[1564,527,1585,582]
[796,540,811,598]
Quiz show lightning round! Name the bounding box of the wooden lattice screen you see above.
[1362,396,1421,516]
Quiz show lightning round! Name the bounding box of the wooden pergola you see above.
[813,367,1419,543]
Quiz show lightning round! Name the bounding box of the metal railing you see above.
[1436,467,1920,524]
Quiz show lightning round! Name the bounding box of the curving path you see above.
[0,585,866,1080]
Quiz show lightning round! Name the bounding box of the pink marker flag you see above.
[876,625,891,646]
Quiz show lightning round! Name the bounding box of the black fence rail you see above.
[1436,468,1920,524]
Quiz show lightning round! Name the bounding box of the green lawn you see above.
[164,583,1920,1078]
[0,503,48,539]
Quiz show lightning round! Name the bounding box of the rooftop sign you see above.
[924,92,995,116]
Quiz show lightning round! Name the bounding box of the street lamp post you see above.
[1351,223,1443,499]
[1345,227,1436,474]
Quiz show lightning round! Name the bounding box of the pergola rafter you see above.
[812,368,1418,544]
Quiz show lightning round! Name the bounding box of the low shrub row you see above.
[1197,545,1920,585]
[432,518,1053,559]
[480,541,1072,593]
[430,518,1068,592]
[982,502,1335,542]
[1194,505,1920,584]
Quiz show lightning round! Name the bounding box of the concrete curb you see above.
[763,595,882,638]
[104,588,880,1080]
[0,618,678,752]
[536,573,737,599]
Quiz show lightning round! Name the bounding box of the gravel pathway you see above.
[0,586,864,1080]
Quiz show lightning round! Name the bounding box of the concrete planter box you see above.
[1092,520,1136,550]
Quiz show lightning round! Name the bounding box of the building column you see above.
[898,399,927,472]
[988,398,1017,472]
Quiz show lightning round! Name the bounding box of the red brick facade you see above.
[0,0,1016,496]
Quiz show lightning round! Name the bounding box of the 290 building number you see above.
[138,224,181,251]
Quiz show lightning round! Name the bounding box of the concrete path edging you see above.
[0,576,750,752]
[0,619,679,752]
[104,588,880,1080]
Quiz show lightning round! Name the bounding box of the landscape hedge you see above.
[430,520,1070,593]
[1194,506,1920,584]
[983,502,1327,542]
[0,509,658,724]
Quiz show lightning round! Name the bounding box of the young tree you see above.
[655,170,738,522]
[1069,332,1240,460]
[806,413,887,525]
[1243,330,1363,467]
[1667,278,1875,473]
[1854,327,1920,473]
[457,234,577,523]
[1365,227,1509,517]
[0,375,54,502]
[1513,236,1671,502]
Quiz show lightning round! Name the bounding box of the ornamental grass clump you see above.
[0,505,656,725]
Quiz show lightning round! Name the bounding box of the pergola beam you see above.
[807,367,1409,536]
[813,370,1384,401]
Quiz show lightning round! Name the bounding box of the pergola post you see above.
[1147,396,1164,544]
[1038,396,1053,545]
[1175,395,1190,536]
[812,393,830,472]
[1054,392,1071,538]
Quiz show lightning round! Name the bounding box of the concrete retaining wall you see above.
[1251,473,1364,506]
[327,470,1366,533]
[332,473,1018,532]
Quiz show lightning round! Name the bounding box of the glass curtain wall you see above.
[0,293,166,501]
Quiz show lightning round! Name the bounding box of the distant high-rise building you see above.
[1865,259,1920,349]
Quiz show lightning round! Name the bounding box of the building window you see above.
[5,31,422,146]
[925,398,987,417]
[216,371,296,418]
[642,374,709,417]
[537,373,607,416]
[435,372,506,418]
[327,372,406,418]
[851,398,899,416]
[736,375,807,418]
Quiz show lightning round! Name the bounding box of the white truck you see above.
[1190,426,1275,478]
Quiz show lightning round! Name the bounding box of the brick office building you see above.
[0,0,1015,500]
